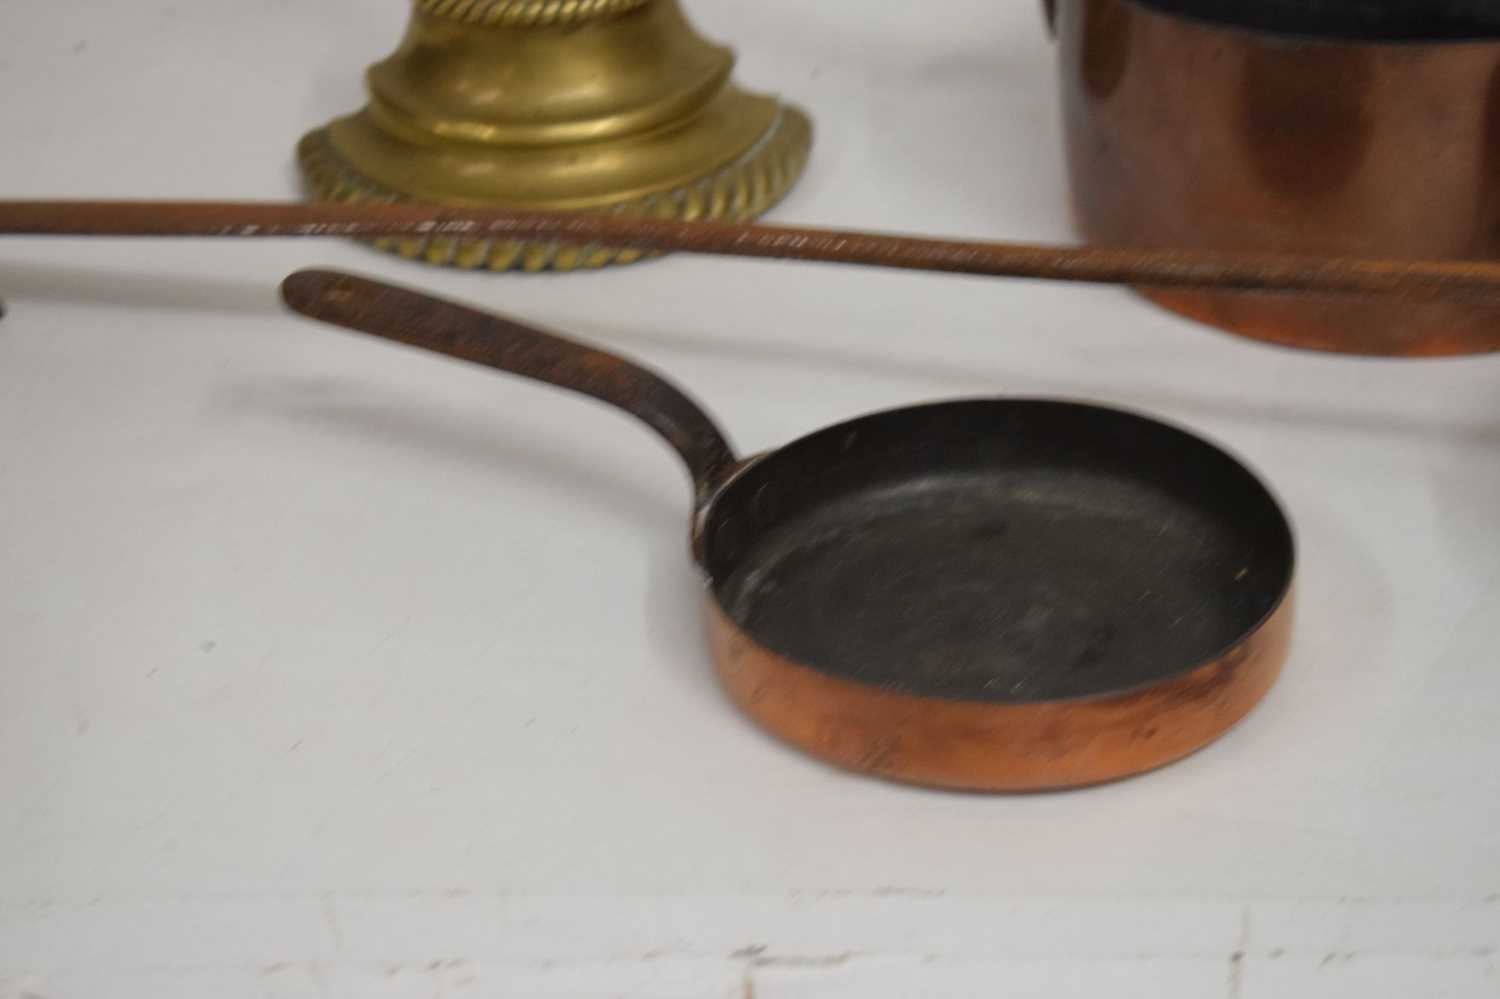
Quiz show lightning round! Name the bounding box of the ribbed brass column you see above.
[297,0,812,272]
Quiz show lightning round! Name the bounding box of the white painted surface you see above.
[1,1,1497,996]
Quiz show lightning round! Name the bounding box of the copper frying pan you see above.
[280,268,1294,792]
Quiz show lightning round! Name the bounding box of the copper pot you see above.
[1049,0,1500,356]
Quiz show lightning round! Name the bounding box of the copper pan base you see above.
[709,597,1293,793]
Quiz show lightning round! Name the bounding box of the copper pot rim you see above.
[1123,0,1500,46]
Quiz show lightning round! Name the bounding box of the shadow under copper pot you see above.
[1050,0,1500,356]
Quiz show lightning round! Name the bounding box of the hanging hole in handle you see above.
[1043,0,1058,36]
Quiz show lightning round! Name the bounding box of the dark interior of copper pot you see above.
[1138,0,1500,40]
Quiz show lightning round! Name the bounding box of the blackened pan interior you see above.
[706,401,1293,705]
[1133,0,1500,41]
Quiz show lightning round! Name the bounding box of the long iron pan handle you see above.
[279,268,738,504]
[7,199,1500,304]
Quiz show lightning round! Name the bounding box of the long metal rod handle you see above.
[7,199,1500,305]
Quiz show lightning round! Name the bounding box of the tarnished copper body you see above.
[709,596,1292,792]
[1053,0,1500,356]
